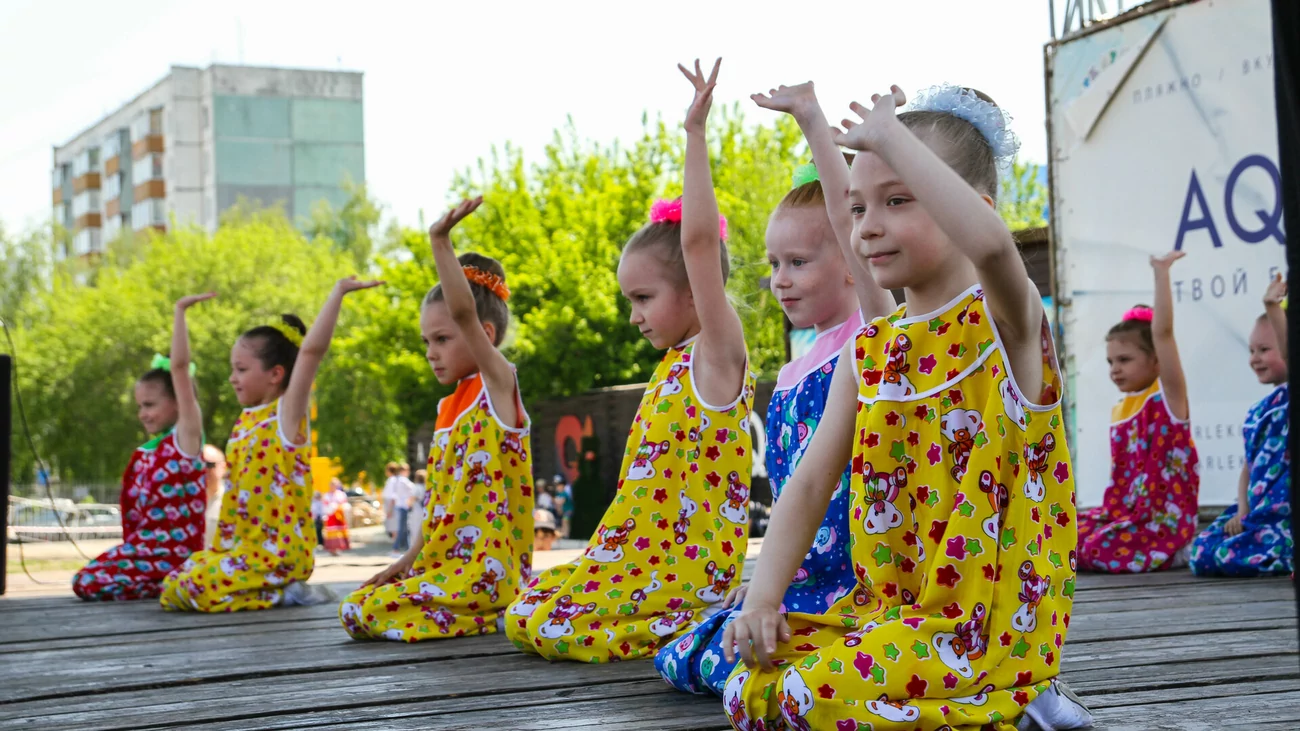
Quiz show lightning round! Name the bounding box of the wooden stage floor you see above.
[0,569,1296,730]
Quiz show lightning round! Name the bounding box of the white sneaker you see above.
[1169,544,1192,569]
[1019,679,1094,730]
[281,581,338,607]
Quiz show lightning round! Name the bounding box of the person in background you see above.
[533,509,559,551]
[408,468,428,550]
[323,479,352,556]
[391,462,415,556]
[536,478,554,513]
[310,490,326,548]
[554,474,574,538]
[203,445,228,549]
[551,492,569,539]
[381,462,400,541]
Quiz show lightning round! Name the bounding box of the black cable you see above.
[0,317,90,572]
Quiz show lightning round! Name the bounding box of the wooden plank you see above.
[1088,689,1300,730]
[3,659,666,731]
[1065,654,1299,695]
[1060,628,1297,672]
[1083,678,1300,709]
[1070,580,1294,607]
[0,632,517,703]
[193,686,730,731]
[1064,601,1296,642]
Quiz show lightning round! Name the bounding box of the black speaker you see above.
[0,355,11,595]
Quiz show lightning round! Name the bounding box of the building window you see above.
[72,147,100,177]
[72,228,102,256]
[54,202,70,226]
[102,133,121,161]
[132,107,163,141]
[72,190,101,217]
[103,213,122,242]
[132,153,163,183]
[131,198,165,230]
[104,173,122,201]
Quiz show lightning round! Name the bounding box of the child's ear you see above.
[980,193,996,209]
[482,321,497,344]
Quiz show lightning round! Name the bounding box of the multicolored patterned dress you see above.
[340,373,534,640]
[655,314,860,694]
[1191,384,1291,576]
[726,287,1077,731]
[506,337,755,663]
[159,398,315,612]
[1077,380,1199,573]
[73,430,206,601]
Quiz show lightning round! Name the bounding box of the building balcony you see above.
[131,135,164,159]
[104,155,120,176]
[106,198,121,217]
[72,172,101,194]
[75,212,102,230]
[133,179,166,200]
[52,188,63,205]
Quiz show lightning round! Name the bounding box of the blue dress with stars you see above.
[653,313,860,695]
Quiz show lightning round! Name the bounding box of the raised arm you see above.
[752,82,896,321]
[428,197,519,426]
[678,58,747,405]
[1264,272,1288,362]
[170,292,215,456]
[1149,251,1189,420]
[833,87,1039,343]
[721,341,858,669]
[281,276,384,436]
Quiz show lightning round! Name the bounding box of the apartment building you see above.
[52,63,364,259]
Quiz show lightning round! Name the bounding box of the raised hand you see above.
[831,85,907,152]
[335,276,385,295]
[750,82,819,120]
[678,57,722,133]
[1264,272,1287,306]
[1149,250,1186,271]
[176,292,217,311]
[429,197,484,242]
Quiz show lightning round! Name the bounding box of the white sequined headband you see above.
[908,85,1021,168]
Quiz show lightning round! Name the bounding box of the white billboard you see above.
[1049,0,1284,507]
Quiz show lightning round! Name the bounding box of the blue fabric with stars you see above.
[653,327,857,695]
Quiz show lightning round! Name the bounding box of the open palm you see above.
[831,85,907,152]
[750,82,817,118]
[679,58,721,132]
[429,197,484,241]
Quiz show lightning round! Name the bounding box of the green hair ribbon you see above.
[791,163,820,189]
[151,353,197,376]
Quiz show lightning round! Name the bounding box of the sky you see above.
[0,0,1058,233]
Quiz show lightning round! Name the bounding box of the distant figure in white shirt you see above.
[391,462,416,554]
[381,462,401,541]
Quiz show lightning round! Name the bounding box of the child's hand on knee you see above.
[722,604,791,670]
[722,584,748,610]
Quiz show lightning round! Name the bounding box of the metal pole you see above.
[0,355,11,595]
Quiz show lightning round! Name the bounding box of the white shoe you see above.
[1019,679,1094,730]
[281,581,338,607]
[1169,544,1192,569]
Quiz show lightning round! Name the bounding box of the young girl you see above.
[720,85,1088,731]
[73,294,211,600]
[339,197,535,642]
[654,80,897,695]
[505,59,754,663]
[159,277,380,612]
[1077,252,1199,573]
[1191,274,1291,576]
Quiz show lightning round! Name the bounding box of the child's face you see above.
[766,206,857,331]
[420,301,480,385]
[618,250,698,350]
[229,338,284,407]
[134,379,178,435]
[534,528,557,551]
[1248,319,1288,385]
[848,151,952,291]
[1105,335,1158,393]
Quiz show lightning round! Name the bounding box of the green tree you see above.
[303,178,383,270]
[11,207,359,481]
[999,158,1049,232]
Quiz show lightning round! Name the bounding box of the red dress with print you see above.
[73,432,207,600]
